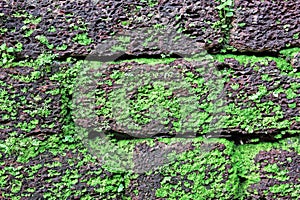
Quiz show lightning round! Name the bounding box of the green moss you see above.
[211,54,299,135]
[1,42,23,67]
[213,0,235,52]
[233,142,272,197]
[35,35,54,49]
[234,137,300,198]
[213,53,297,76]
[213,54,268,67]
[280,47,300,58]
[72,33,93,45]
[56,44,68,51]
[97,57,177,67]
[81,58,213,137]
[154,138,239,199]
[48,26,57,33]
[2,29,300,199]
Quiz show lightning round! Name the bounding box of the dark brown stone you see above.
[230,0,300,52]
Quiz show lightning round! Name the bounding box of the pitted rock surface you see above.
[292,52,300,71]
[0,0,223,59]
[248,149,300,199]
[0,66,63,140]
[75,57,300,141]
[230,0,300,52]
[1,0,300,199]
[217,57,300,139]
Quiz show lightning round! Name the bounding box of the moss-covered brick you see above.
[0,55,80,139]
[213,54,300,142]
[0,0,225,59]
[74,54,300,142]
[73,57,225,139]
[233,137,300,199]
[1,0,300,199]
[0,66,62,139]
[123,137,239,199]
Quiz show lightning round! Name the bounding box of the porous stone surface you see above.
[2,134,299,199]
[125,138,238,199]
[230,0,300,52]
[234,137,300,199]
[0,135,126,199]
[1,0,300,199]
[74,56,300,142]
[292,52,300,70]
[0,0,223,59]
[0,66,63,140]
[215,56,300,140]
[73,57,222,139]
[0,135,239,199]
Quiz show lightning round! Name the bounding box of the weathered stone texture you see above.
[230,0,300,52]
